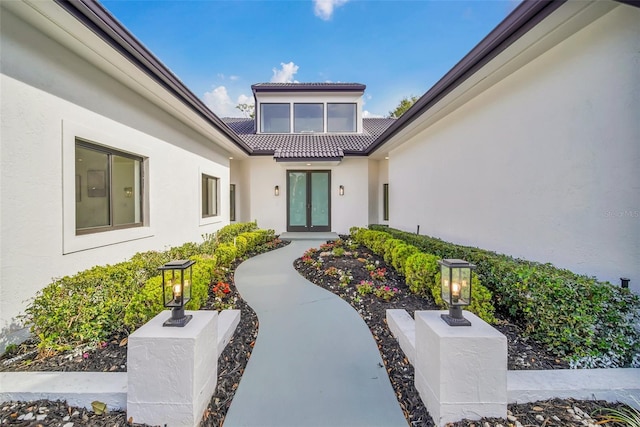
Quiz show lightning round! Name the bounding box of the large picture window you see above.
[202,174,219,218]
[261,103,290,133]
[75,140,143,234]
[294,103,323,133]
[328,103,356,132]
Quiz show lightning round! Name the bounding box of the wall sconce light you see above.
[124,187,133,198]
[274,185,280,196]
[621,277,630,289]
[439,259,475,326]
[339,185,344,196]
[159,260,195,327]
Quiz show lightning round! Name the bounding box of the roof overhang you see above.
[3,0,252,158]
[275,158,343,167]
[367,0,620,159]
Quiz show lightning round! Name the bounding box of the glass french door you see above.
[287,171,331,232]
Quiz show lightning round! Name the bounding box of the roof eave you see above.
[54,0,253,155]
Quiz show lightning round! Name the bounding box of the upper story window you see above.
[258,102,357,134]
[261,103,290,133]
[328,103,356,132]
[75,140,143,234]
[294,103,323,133]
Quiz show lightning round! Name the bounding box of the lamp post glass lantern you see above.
[439,259,475,326]
[159,260,195,327]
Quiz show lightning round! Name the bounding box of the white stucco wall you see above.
[0,9,232,333]
[377,159,389,226]
[244,157,370,235]
[389,5,640,291]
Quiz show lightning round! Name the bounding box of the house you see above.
[1,0,638,344]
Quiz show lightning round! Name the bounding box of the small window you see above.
[294,103,323,133]
[328,103,356,132]
[230,184,236,221]
[75,140,143,234]
[202,174,219,218]
[261,103,290,133]
[383,183,389,221]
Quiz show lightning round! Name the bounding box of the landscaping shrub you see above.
[382,238,403,265]
[404,252,439,296]
[26,262,139,353]
[215,221,258,243]
[368,224,640,367]
[352,227,496,324]
[214,243,238,267]
[234,235,248,257]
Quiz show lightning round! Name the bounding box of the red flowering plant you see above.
[370,267,387,281]
[302,255,314,265]
[319,242,334,251]
[374,285,399,302]
[212,281,231,298]
[324,266,339,277]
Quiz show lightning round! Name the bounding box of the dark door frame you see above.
[286,170,331,232]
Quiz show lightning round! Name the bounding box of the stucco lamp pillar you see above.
[160,260,195,327]
[439,259,474,326]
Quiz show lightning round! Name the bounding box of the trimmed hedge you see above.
[368,225,640,367]
[25,222,273,353]
[350,227,496,324]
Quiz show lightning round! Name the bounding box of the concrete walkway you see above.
[223,240,407,427]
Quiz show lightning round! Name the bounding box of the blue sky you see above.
[101,0,520,118]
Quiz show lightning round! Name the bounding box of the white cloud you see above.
[229,75,240,81]
[270,62,299,83]
[363,110,383,119]
[313,0,348,20]
[203,85,252,118]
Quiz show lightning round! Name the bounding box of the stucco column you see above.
[127,310,218,427]
[414,310,507,427]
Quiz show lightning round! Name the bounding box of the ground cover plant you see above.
[365,225,640,368]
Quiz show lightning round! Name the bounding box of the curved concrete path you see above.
[223,240,407,427]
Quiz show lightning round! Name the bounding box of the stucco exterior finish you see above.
[241,157,371,234]
[1,9,232,334]
[389,6,640,291]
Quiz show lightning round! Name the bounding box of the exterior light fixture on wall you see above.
[159,260,195,327]
[439,259,475,326]
[621,277,630,289]
[124,187,133,198]
[339,185,344,196]
[274,185,280,196]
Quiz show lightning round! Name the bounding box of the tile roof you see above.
[223,118,395,159]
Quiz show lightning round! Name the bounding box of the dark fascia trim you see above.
[615,0,640,7]
[53,0,252,154]
[365,0,565,155]
[252,83,366,93]
[274,156,343,163]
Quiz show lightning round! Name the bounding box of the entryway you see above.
[286,171,330,232]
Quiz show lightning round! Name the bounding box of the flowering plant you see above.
[370,267,387,281]
[356,280,374,296]
[365,262,376,272]
[374,285,399,301]
[212,282,231,298]
[302,255,314,265]
[339,271,353,287]
[304,248,318,257]
[319,242,334,251]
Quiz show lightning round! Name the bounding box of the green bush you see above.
[369,225,640,366]
[382,238,403,265]
[390,243,419,274]
[214,243,238,267]
[404,252,439,296]
[26,262,139,352]
[216,221,258,243]
[234,235,248,257]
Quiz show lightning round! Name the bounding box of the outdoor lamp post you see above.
[439,259,475,326]
[159,259,195,327]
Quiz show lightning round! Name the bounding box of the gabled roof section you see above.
[252,83,366,92]
[224,118,395,160]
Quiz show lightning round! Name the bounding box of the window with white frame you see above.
[202,174,219,218]
[260,103,290,133]
[328,103,356,132]
[294,103,323,133]
[75,139,143,234]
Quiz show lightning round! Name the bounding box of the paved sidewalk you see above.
[223,240,407,427]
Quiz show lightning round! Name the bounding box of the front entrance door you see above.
[287,171,331,232]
